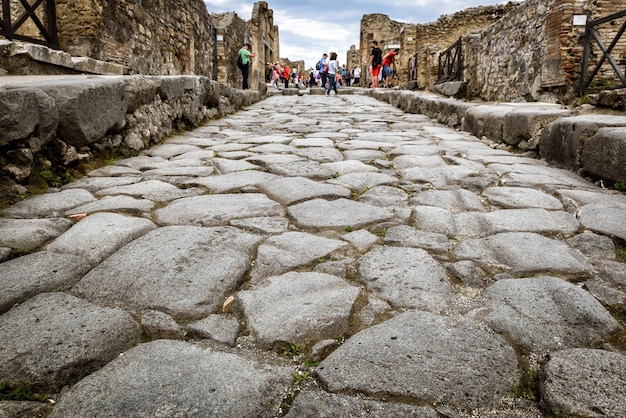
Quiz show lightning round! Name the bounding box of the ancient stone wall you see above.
[249,1,279,92]
[464,0,626,104]
[346,45,360,75]
[213,12,251,89]
[55,0,215,77]
[359,5,516,88]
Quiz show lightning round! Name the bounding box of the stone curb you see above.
[366,88,626,182]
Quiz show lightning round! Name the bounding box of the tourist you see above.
[283,64,290,88]
[368,40,383,88]
[237,43,256,90]
[353,65,361,86]
[318,53,328,88]
[382,48,399,88]
[325,52,339,96]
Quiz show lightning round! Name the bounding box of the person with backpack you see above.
[317,53,328,89]
[237,43,256,90]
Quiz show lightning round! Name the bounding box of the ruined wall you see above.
[464,0,626,104]
[54,0,215,77]
[213,12,250,88]
[360,5,516,87]
[346,45,360,74]
[359,14,404,86]
[249,1,279,92]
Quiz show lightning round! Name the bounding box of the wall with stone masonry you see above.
[0,76,263,207]
[464,0,626,104]
[54,0,215,77]
[249,1,279,91]
[359,5,516,88]
[213,12,251,89]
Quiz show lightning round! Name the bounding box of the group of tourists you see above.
[237,41,397,91]
[368,40,398,89]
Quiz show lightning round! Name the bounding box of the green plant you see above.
[282,343,301,358]
[374,228,387,237]
[292,371,309,382]
[614,179,626,192]
[617,247,626,262]
[345,226,353,232]
[304,358,319,368]
[107,157,117,166]
[511,369,537,400]
[311,257,327,267]
[0,384,47,402]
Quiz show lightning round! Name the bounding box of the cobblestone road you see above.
[1,93,625,417]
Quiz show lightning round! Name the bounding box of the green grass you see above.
[282,343,301,358]
[0,384,47,402]
[511,369,537,400]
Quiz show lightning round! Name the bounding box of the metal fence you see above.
[580,9,626,94]
[437,37,463,84]
[0,0,58,49]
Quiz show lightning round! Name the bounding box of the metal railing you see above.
[437,37,463,84]
[0,0,58,49]
[580,9,626,93]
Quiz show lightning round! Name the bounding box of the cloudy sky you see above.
[204,0,522,69]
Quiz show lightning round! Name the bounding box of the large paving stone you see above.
[577,202,626,241]
[454,232,594,278]
[359,185,409,207]
[0,251,90,314]
[358,246,454,311]
[1,189,96,218]
[236,272,360,349]
[0,218,73,252]
[456,208,579,237]
[154,194,284,227]
[268,160,335,179]
[321,160,379,176]
[72,226,261,319]
[286,390,438,417]
[95,179,203,202]
[410,189,484,212]
[327,172,398,191]
[0,292,139,392]
[48,340,292,418]
[46,212,157,265]
[314,311,519,409]
[384,225,451,253]
[483,186,563,210]
[540,349,626,418]
[258,176,351,206]
[293,147,344,163]
[481,277,621,352]
[288,198,394,229]
[61,176,140,193]
[64,195,155,215]
[145,143,203,159]
[251,231,348,280]
[186,170,278,193]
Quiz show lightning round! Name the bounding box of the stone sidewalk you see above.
[1,93,625,417]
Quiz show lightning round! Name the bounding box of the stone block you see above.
[581,127,626,182]
[71,57,125,75]
[0,87,58,147]
[156,76,185,100]
[502,107,571,148]
[121,75,159,112]
[282,88,299,96]
[432,81,466,97]
[462,105,513,142]
[539,115,626,171]
[309,87,326,95]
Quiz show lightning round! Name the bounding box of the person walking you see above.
[353,65,361,86]
[318,53,328,89]
[368,40,383,88]
[325,52,339,96]
[237,43,256,90]
[382,48,399,88]
[283,64,290,88]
